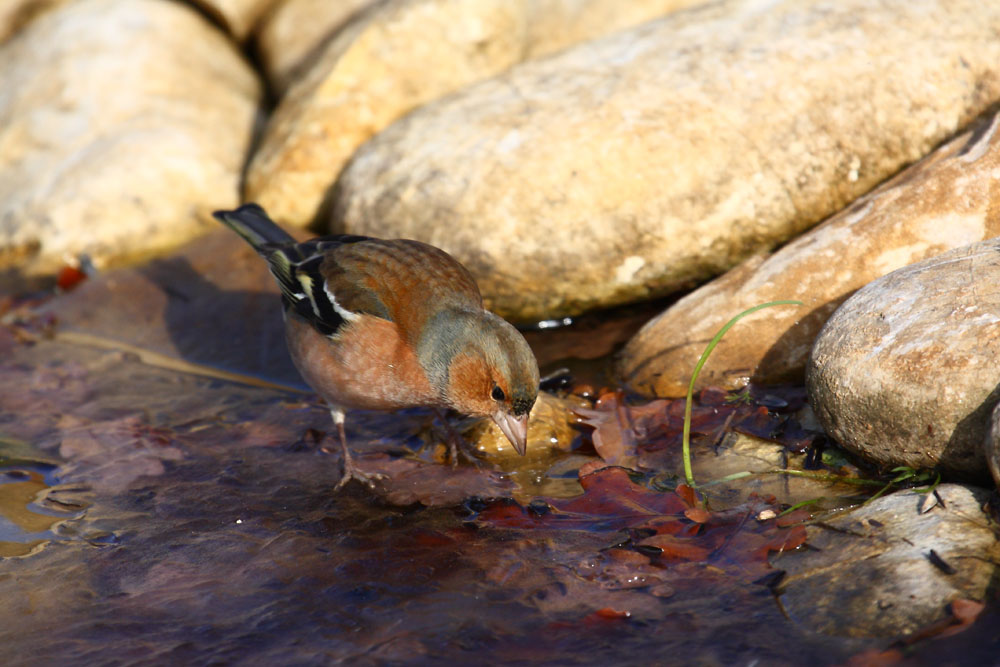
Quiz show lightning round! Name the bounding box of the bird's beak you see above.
[493,412,529,456]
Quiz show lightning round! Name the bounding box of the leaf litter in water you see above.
[475,466,807,587]
[0,318,858,663]
[573,384,822,473]
[2,254,992,663]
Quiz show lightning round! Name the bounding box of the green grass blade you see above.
[682,300,803,487]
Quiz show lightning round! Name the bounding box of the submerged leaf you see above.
[476,466,807,584]
[573,393,668,470]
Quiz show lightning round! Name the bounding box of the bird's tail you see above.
[212,203,296,251]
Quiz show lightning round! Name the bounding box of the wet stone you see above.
[775,484,1000,638]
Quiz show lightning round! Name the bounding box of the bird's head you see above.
[421,310,539,455]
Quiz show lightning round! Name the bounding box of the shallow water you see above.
[0,243,994,665]
[0,336,882,666]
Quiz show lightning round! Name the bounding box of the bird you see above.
[212,203,540,489]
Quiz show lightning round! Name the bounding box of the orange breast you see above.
[284,311,439,410]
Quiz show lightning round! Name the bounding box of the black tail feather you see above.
[214,203,375,338]
[212,203,296,250]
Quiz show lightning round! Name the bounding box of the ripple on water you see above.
[0,439,88,558]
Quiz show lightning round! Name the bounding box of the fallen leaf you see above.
[636,534,712,561]
[950,598,986,624]
[684,506,712,523]
[477,466,805,585]
[573,392,660,469]
[589,608,631,620]
[357,453,515,507]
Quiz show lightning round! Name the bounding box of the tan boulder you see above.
[254,0,379,94]
[0,0,67,44]
[188,0,278,40]
[330,0,1000,322]
[245,0,702,228]
[620,110,1000,397]
[0,0,261,278]
[806,238,1000,479]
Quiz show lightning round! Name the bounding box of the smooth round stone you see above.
[246,0,697,227]
[468,391,582,462]
[807,238,1000,478]
[778,484,999,637]
[254,0,378,94]
[331,0,1000,321]
[0,0,261,279]
[188,0,275,41]
[0,0,68,43]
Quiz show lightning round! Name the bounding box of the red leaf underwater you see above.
[477,467,688,530]
[476,467,808,576]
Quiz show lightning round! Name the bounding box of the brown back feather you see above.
[321,239,482,342]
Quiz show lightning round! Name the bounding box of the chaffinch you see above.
[213,204,540,489]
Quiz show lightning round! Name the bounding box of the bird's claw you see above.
[334,464,387,491]
[435,409,478,467]
[448,440,481,467]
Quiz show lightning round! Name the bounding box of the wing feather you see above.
[265,236,482,340]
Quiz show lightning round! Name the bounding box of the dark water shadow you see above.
[136,254,305,390]
[940,380,1000,483]
[39,229,307,391]
[753,293,856,387]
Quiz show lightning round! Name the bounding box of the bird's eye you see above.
[491,385,506,402]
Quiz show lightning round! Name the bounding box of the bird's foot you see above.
[334,459,387,491]
[447,437,480,467]
[326,408,386,491]
[434,409,478,467]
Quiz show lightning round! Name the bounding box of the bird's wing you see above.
[267,236,482,339]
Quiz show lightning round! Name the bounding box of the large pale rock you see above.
[255,0,379,93]
[806,239,1000,478]
[246,0,702,227]
[0,0,261,278]
[189,0,277,40]
[620,111,1000,397]
[0,0,67,44]
[331,0,1000,322]
[778,484,999,637]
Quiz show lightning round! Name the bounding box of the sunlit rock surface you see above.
[778,484,999,637]
[471,392,581,461]
[807,239,1000,479]
[0,0,261,278]
[619,110,1000,398]
[331,0,1000,321]
[255,0,388,94]
[246,0,700,227]
[0,0,67,44]
[188,0,277,40]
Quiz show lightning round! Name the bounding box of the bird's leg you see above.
[433,408,477,466]
[330,407,386,490]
